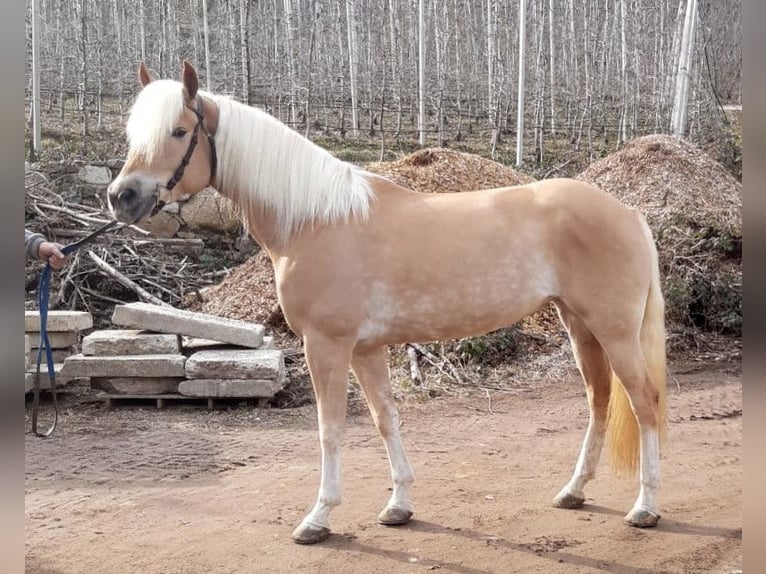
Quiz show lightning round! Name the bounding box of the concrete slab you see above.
[25,310,92,332]
[179,379,282,398]
[25,364,73,393]
[90,377,184,395]
[82,330,180,356]
[180,336,275,351]
[185,349,285,380]
[112,302,264,348]
[62,354,186,378]
[26,331,79,349]
[28,349,71,365]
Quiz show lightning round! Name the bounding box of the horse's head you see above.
[108,61,218,224]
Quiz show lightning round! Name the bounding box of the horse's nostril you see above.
[118,187,138,204]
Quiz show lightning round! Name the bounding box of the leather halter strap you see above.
[153,96,217,216]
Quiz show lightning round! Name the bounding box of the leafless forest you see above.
[25,0,741,171]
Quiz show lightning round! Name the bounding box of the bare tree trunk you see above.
[202,0,212,90]
[79,0,88,138]
[283,0,297,125]
[30,0,41,160]
[619,0,627,145]
[305,0,318,138]
[387,0,402,138]
[418,0,426,146]
[548,0,556,136]
[487,0,497,155]
[137,0,146,62]
[516,0,527,167]
[346,0,359,135]
[672,0,698,136]
[239,0,250,103]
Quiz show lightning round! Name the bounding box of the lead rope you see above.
[31,219,120,437]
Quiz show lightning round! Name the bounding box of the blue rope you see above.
[31,220,119,437]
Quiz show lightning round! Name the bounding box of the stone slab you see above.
[25,364,73,393]
[82,330,181,356]
[25,310,93,332]
[28,349,72,365]
[26,331,79,349]
[180,335,275,351]
[112,302,264,348]
[179,379,282,398]
[259,336,276,350]
[77,165,112,185]
[90,377,184,395]
[25,335,30,371]
[62,354,186,378]
[184,349,285,380]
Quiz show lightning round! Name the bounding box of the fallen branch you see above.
[408,342,465,385]
[87,250,171,307]
[406,345,423,386]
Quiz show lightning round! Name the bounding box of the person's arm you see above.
[25,229,68,269]
[25,228,45,260]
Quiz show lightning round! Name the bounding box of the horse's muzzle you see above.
[107,177,160,224]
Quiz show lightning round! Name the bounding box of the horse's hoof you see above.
[552,492,585,509]
[378,506,413,526]
[624,509,660,528]
[291,523,331,544]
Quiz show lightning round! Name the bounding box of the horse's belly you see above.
[357,275,554,345]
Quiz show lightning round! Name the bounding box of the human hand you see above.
[37,241,69,270]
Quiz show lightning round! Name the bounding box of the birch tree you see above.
[671,0,698,136]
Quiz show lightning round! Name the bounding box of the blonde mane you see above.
[126,80,374,243]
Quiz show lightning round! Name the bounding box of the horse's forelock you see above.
[126,79,186,161]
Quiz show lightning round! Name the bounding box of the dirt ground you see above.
[25,359,741,574]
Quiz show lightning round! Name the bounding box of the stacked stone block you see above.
[25,310,92,393]
[62,302,285,406]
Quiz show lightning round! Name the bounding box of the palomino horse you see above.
[108,61,666,545]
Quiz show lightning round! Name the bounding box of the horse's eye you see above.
[172,127,187,138]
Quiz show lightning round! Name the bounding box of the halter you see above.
[151,96,217,216]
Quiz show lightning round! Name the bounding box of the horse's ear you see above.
[138,61,153,87]
[181,60,199,101]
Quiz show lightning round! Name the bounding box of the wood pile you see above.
[25,164,223,329]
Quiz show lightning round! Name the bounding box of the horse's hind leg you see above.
[552,303,611,510]
[291,332,355,544]
[600,336,662,527]
[351,346,415,526]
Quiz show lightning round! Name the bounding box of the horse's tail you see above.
[606,213,667,476]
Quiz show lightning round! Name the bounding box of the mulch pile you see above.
[365,147,535,193]
[577,134,742,341]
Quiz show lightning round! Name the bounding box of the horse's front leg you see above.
[351,345,415,526]
[291,333,354,544]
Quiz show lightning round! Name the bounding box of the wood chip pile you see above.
[365,147,536,193]
[577,135,742,338]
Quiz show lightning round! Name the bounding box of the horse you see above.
[107,61,667,545]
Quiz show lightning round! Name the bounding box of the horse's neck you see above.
[211,97,373,254]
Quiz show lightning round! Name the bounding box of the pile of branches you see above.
[25,166,221,328]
